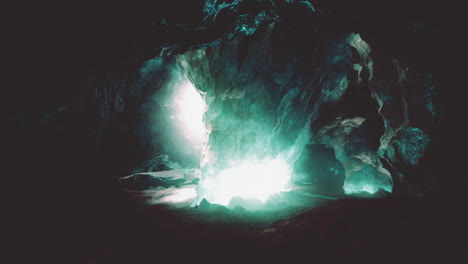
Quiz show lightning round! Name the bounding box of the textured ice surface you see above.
[394,127,431,166]
[343,164,393,194]
[128,0,437,202]
[179,30,397,201]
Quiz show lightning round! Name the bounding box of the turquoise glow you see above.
[198,158,292,206]
[170,77,209,152]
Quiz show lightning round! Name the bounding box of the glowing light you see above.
[171,78,208,151]
[199,158,292,206]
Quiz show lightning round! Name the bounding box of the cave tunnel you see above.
[6,0,467,263]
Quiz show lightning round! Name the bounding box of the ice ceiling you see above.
[124,0,437,208]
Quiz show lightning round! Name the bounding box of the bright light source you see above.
[171,78,208,151]
[199,158,292,206]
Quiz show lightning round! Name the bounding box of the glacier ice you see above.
[177,28,399,202]
[123,0,438,205]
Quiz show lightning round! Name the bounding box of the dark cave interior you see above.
[5,0,467,263]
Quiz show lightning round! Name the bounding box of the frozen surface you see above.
[128,0,437,202]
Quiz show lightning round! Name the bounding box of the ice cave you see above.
[122,11,431,209]
[11,0,466,263]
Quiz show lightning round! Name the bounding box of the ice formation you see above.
[123,0,437,206]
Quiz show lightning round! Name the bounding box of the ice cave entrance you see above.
[170,77,291,207]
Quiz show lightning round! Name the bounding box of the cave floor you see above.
[16,189,467,264]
